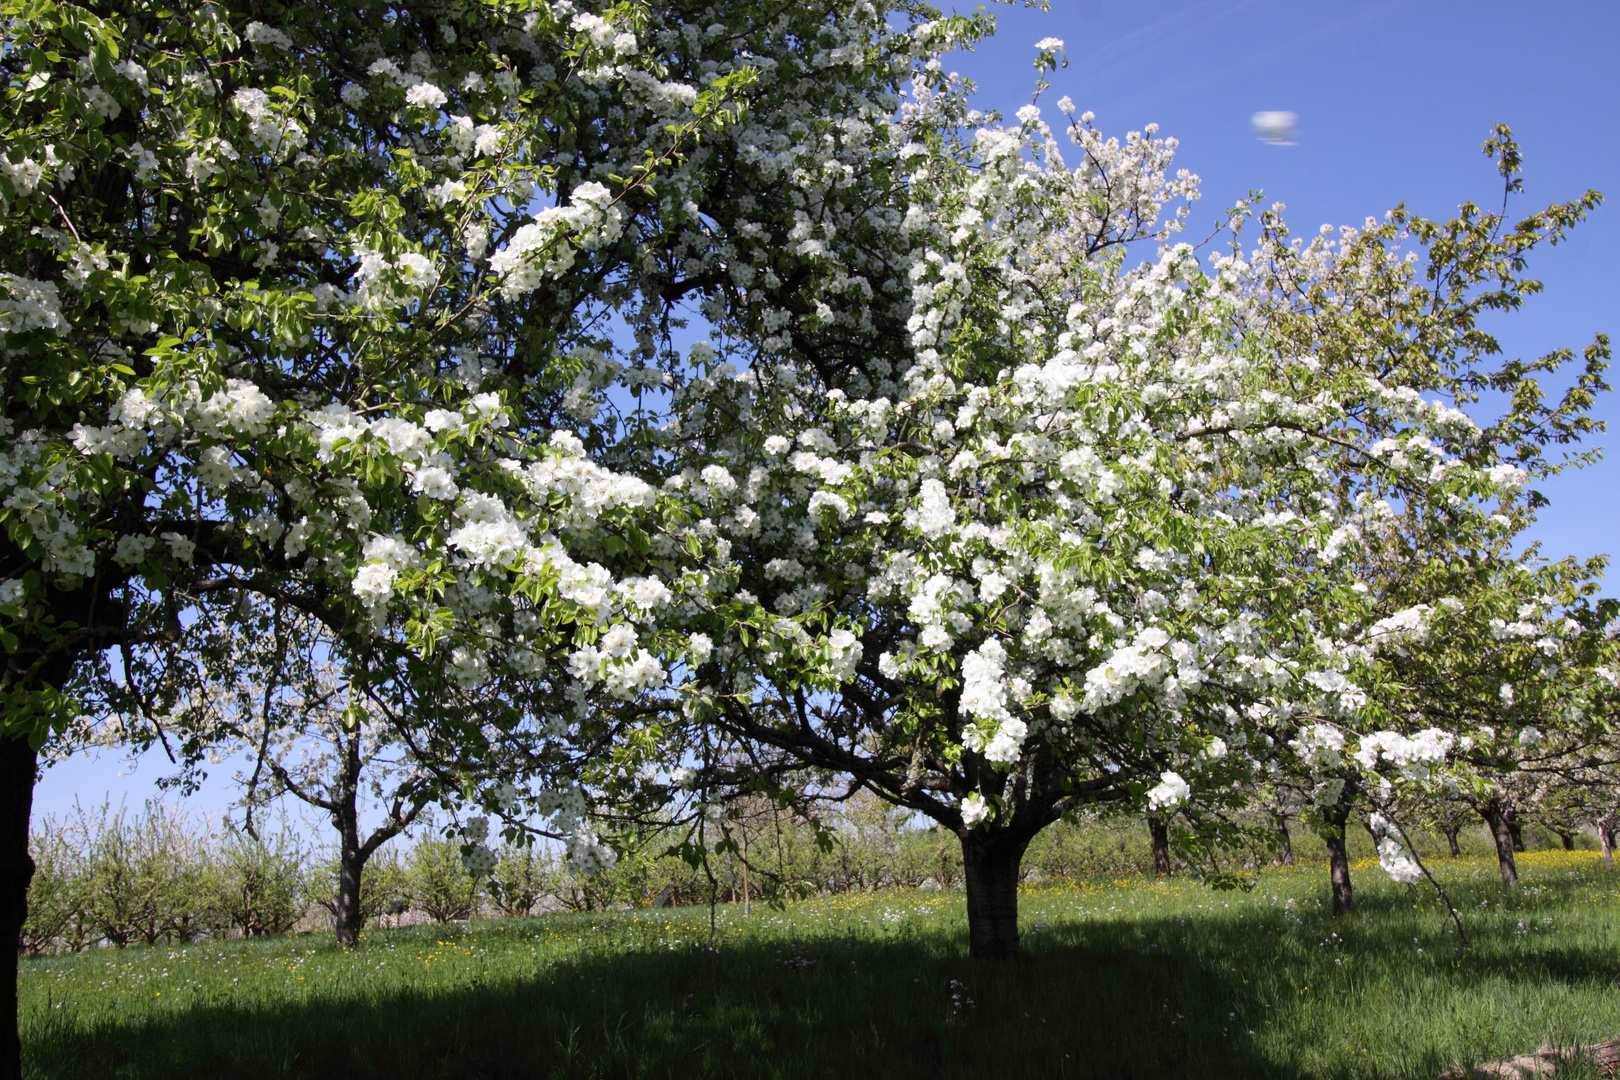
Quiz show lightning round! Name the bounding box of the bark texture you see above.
[1148,815,1172,876]
[1,736,37,1080]
[1598,817,1614,871]
[1479,801,1519,887]
[961,832,1030,962]
[1322,803,1354,916]
[334,810,366,948]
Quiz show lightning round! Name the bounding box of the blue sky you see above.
[33,0,1619,825]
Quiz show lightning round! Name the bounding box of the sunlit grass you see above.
[20,851,1620,1079]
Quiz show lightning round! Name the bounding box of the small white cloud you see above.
[1251,110,1298,146]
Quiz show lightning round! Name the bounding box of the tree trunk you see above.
[1557,830,1576,852]
[2,736,39,1080]
[1275,813,1294,867]
[961,832,1030,961]
[1598,817,1614,871]
[334,810,365,947]
[1479,802,1519,887]
[1442,823,1461,857]
[740,827,750,917]
[1508,810,1525,853]
[1321,803,1354,916]
[1147,815,1172,876]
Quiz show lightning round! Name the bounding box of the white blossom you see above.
[1146,771,1190,811]
[960,793,991,827]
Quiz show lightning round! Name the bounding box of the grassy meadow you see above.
[18,849,1620,1079]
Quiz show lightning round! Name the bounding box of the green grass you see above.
[19,850,1620,1079]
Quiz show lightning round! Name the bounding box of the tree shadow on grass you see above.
[24,898,1620,1080]
[24,927,1300,1080]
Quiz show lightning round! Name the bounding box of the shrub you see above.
[214,829,310,937]
[406,838,480,924]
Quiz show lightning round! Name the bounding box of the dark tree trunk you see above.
[334,809,365,947]
[1275,813,1294,867]
[1321,803,1354,916]
[1147,815,1172,876]
[1597,817,1614,871]
[1557,830,1576,852]
[1,736,37,1080]
[1508,810,1525,853]
[1442,823,1462,857]
[960,831,1030,962]
[1479,802,1519,887]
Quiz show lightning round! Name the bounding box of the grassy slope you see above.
[19,850,1620,1080]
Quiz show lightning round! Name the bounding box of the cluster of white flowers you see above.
[569,10,637,54]
[1146,771,1191,811]
[617,68,699,116]
[344,247,440,311]
[960,792,991,827]
[490,182,625,297]
[195,380,275,438]
[0,153,45,195]
[1081,628,1173,712]
[1291,724,1346,770]
[1363,604,1434,649]
[243,21,294,49]
[405,82,448,110]
[569,630,667,700]
[0,275,65,334]
[1353,729,1453,780]
[350,533,423,619]
[1368,813,1422,885]
[112,534,156,568]
[825,628,862,684]
[70,418,146,459]
[1487,463,1528,498]
[458,816,498,877]
[563,827,618,872]
[958,639,1029,763]
[229,88,307,158]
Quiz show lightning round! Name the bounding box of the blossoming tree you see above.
[648,105,1607,958]
[0,0,981,1070]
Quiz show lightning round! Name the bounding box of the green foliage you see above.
[80,801,213,948]
[484,843,550,918]
[404,837,481,924]
[23,803,312,952]
[17,827,83,957]
[213,828,310,937]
